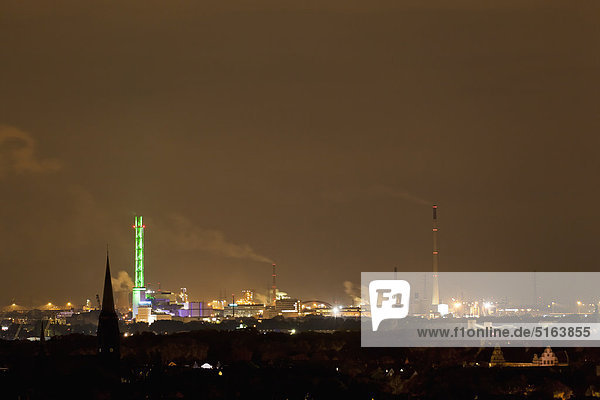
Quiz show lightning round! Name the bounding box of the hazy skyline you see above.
[1,0,599,306]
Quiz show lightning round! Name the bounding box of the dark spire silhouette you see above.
[97,251,120,361]
[101,252,116,313]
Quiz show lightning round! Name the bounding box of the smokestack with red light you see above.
[271,263,277,306]
[432,205,440,306]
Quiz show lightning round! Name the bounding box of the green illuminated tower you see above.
[132,216,146,319]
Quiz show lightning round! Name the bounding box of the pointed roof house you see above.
[490,346,506,366]
[97,253,120,361]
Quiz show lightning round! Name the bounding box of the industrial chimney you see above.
[432,205,440,306]
[271,263,277,306]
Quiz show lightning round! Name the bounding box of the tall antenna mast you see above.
[533,270,539,309]
[432,205,440,306]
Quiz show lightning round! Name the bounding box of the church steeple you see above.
[101,253,116,313]
[97,252,120,361]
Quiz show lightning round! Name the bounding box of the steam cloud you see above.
[0,126,61,177]
[163,215,274,263]
[343,281,362,306]
[112,270,134,292]
[254,293,269,305]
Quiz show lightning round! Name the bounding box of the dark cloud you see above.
[0,126,61,177]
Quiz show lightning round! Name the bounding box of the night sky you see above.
[1,0,599,307]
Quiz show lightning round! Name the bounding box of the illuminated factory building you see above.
[236,290,256,305]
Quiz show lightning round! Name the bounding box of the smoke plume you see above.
[162,215,274,263]
[254,293,269,305]
[343,281,362,306]
[369,185,431,206]
[322,185,431,207]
